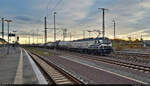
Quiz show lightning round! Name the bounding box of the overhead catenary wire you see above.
[24,0,63,44]
[46,0,63,18]
[50,0,63,13]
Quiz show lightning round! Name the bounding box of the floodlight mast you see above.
[5,20,12,44]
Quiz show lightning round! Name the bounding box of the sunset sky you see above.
[0,0,150,44]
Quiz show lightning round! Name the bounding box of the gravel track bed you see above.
[109,52,150,65]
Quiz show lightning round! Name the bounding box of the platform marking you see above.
[14,48,23,84]
[24,49,48,84]
[59,56,148,84]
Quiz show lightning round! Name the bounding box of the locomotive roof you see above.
[72,37,109,42]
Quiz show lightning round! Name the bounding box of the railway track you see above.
[26,50,84,85]
[115,51,150,59]
[110,51,150,64]
[51,49,150,74]
[116,51,150,55]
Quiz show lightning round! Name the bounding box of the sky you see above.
[0,0,150,44]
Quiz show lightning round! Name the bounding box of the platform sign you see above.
[9,33,15,37]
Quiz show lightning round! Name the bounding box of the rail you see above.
[26,49,84,85]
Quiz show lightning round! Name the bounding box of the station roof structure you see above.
[0,38,7,44]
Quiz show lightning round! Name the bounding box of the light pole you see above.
[53,12,57,55]
[37,28,39,44]
[112,19,116,48]
[5,20,12,44]
[112,19,116,39]
[29,35,30,45]
[33,32,34,44]
[62,28,67,41]
[44,17,47,44]
[1,18,4,39]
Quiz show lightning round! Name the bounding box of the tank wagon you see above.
[38,37,112,55]
[56,37,113,55]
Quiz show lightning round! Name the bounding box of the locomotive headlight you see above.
[109,43,112,46]
[101,44,107,46]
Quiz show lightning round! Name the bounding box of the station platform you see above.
[0,46,47,84]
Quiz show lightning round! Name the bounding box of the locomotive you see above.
[45,37,113,55]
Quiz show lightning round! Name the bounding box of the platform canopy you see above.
[0,38,7,44]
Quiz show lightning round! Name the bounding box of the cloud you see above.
[49,0,94,26]
[140,0,150,8]
[2,0,150,42]
[14,16,31,21]
[84,0,150,39]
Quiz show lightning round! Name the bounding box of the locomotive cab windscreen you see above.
[95,38,111,44]
[101,38,111,44]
